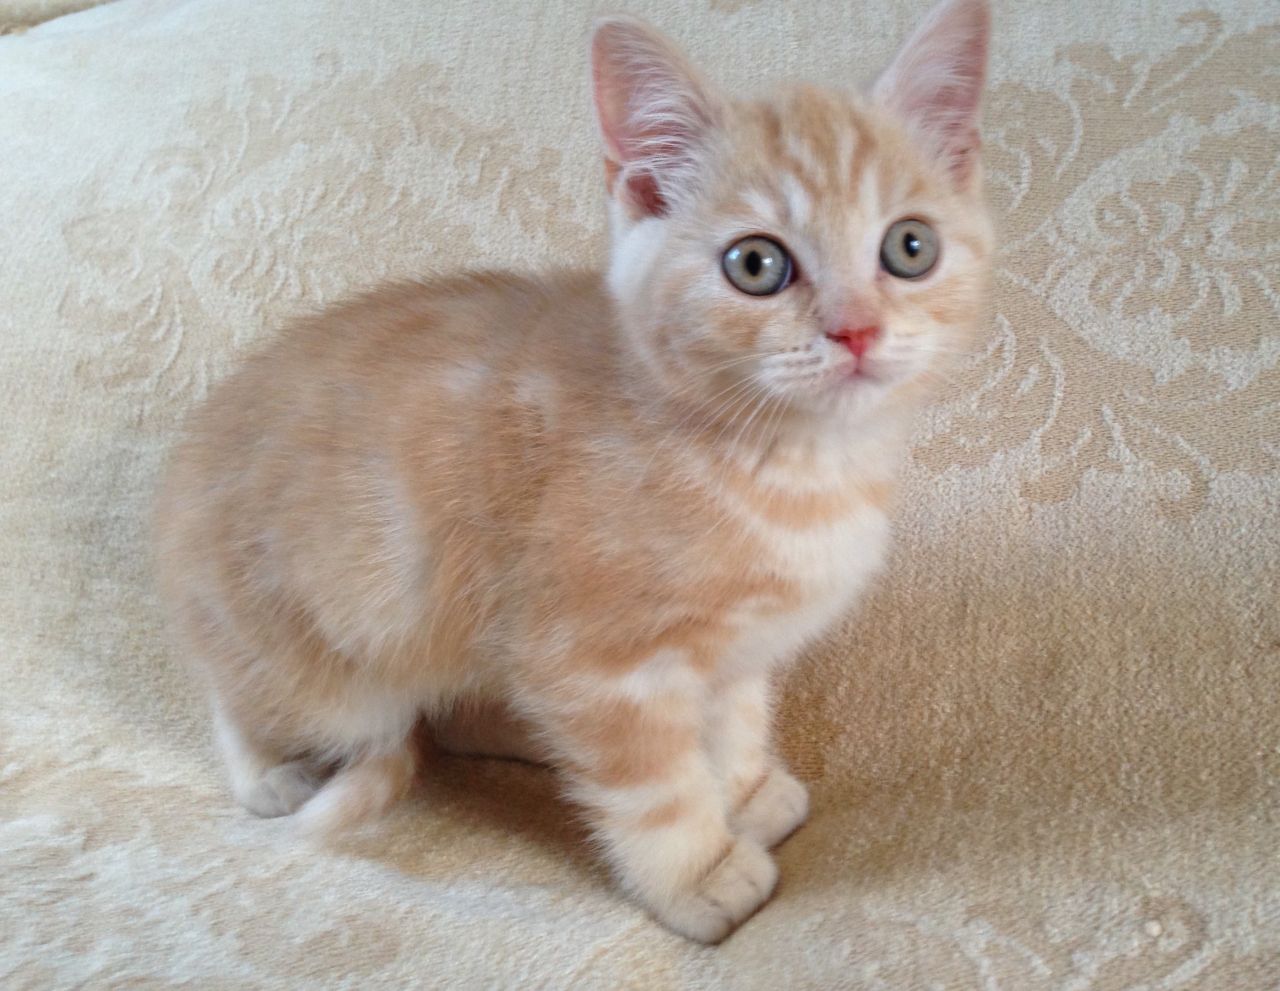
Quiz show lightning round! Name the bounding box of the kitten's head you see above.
[592,0,993,428]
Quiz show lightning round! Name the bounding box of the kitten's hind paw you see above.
[731,766,809,849]
[234,760,323,818]
[294,745,416,838]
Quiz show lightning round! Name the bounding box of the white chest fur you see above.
[720,505,892,680]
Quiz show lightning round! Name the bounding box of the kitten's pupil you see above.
[745,251,763,277]
[904,233,921,258]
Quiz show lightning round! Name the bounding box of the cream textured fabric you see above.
[0,0,108,32]
[2,0,1277,987]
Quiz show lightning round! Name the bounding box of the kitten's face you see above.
[594,1,992,429]
[609,88,993,424]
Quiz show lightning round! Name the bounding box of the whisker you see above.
[637,373,766,484]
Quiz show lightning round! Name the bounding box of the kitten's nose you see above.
[826,325,881,359]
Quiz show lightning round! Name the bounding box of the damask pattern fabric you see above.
[1,0,1276,987]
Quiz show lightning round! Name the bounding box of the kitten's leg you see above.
[213,706,322,818]
[531,681,777,943]
[709,675,809,849]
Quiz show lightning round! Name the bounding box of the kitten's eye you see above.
[880,219,939,280]
[722,236,793,296]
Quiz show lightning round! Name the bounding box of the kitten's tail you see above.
[294,743,417,838]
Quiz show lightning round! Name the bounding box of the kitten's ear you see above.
[872,0,990,186]
[591,16,722,219]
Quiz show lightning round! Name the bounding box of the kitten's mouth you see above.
[841,359,884,384]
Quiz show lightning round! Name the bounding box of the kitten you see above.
[154,0,992,942]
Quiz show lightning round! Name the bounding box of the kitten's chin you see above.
[796,362,921,424]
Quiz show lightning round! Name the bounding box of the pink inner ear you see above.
[604,154,667,217]
[625,173,667,217]
[917,67,984,180]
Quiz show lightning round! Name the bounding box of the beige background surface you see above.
[1,0,1277,987]
[0,0,107,32]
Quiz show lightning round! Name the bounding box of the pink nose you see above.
[826,325,880,359]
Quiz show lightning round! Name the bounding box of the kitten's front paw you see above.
[654,839,777,944]
[731,766,809,849]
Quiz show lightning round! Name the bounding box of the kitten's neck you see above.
[623,370,911,485]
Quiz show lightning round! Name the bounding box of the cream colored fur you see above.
[154,0,993,942]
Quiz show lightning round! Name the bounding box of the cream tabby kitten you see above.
[155,0,992,942]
